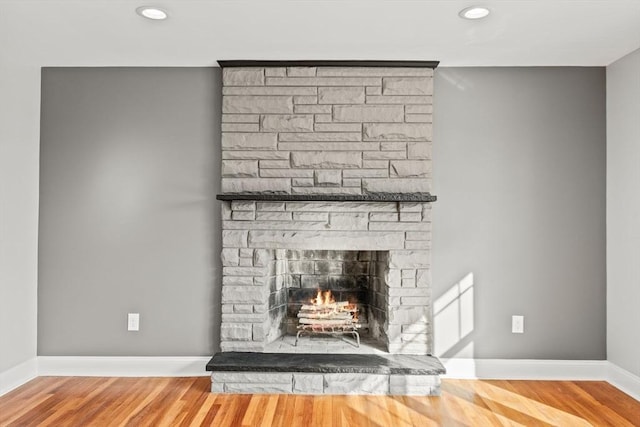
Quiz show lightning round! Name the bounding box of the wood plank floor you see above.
[1,377,638,426]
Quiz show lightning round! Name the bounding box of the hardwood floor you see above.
[1,377,638,426]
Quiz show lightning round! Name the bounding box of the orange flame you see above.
[311,289,335,306]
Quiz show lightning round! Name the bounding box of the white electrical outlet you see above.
[512,315,524,333]
[128,313,140,331]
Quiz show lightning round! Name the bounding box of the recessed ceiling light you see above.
[459,6,490,20]
[136,6,168,20]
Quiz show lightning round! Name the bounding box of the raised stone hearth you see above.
[212,60,442,395]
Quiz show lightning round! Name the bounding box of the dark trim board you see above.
[216,193,437,203]
[217,60,439,69]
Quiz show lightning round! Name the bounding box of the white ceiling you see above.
[1,0,639,67]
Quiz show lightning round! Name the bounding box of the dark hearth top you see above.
[216,192,437,203]
[207,352,446,375]
[217,60,439,69]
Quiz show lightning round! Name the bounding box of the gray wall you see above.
[432,67,606,360]
[39,66,606,360]
[38,68,221,356]
[607,48,640,376]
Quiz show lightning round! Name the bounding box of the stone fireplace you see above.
[208,61,444,395]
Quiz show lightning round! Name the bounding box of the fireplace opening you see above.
[265,249,389,351]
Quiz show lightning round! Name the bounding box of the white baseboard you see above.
[38,356,211,378]
[0,357,38,397]
[442,358,608,380]
[607,362,640,401]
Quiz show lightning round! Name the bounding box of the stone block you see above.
[317,68,432,77]
[342,169,388,178]
[369,212,398,221]
[239,247,253,257]
[401,295,429,306]
[315,170,342,186]
[284,201,396,212]
[221,248,240,266]
[222,276,253,286]
[292,187,362,195]
[314,123,362,132]
[381,142,406,151]
[248,230,405,250]
[366,86,382,95]
[293,212,329,221]
[253,249,271,267]
[223,96,293,114]
[292,178,314,187]
[211,382,225,393]
[342,178,361,187]
[333,105,404,123]
[222,286,266,304]
[279,132,361,142]
[405,114,432,123]
[329,212,368,230]
[291,151,361,169]
[260,169,314,178]
[400,212,422,222]
[224,86,316,96]
[256,202,286,211]
[399,202,422,212]
[406,105,433,114]
[293,374,324,394]
[253,323,266,341]
[294,95,318,104]
[221,304,234,314]
[219,341,265,352]
[363,160,389,169]
[220,324,253,340]
[221,123,259,132]
[363,123,431,141]
[222,230,248,247]
[389,250,430,268]
[222,160,258,178]
[388,342,430,355]
[402,323,429,334]
[222,133,278,150]
[255,211,293,221]
[293,105,332,114]
[362,178,430,194]
[287,67,317,77]
[288,260,315,274]
[223,68,264,86]
[416,269,431,287]
[259,160,290,169]
[402,278,417,287]
[318,86,365,104]
[231,201,256,211]
[221,203,232,220]
[405,241,431,250]
[265,67,286,77]
[388,306,428,325]
[369,221,429,232]
[217,114,253,127]
[212,372,292,383]
[406,231,430,241]
[224,383,293,394]
[261,115,314,132]
[265,76,381,86]
[223,266,265,276]
[382,77,433,95]
[388,288,429,297]
[278,142,378,151]
[362,151,406,160]
[407,142,431,159]
[323,374,389,394]
[314,114,332,123]
[222,178,291,194]
[366,95,432,105]
[233,304,253,314]
[223,150,290,160]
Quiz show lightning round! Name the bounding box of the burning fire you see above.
[311,289,335,306]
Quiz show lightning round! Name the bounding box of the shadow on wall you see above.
[434,272,475,359]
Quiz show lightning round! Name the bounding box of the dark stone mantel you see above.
[218,60,439,69]
[207,352,446,375]
[216,192,437,203]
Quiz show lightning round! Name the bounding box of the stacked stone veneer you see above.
[221,200,432,354]
[221,66,433,195]
[219,65,434,357]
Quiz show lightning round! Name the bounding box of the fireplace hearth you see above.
[208,60,444,395]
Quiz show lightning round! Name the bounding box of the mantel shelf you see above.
[216,193,437,203]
